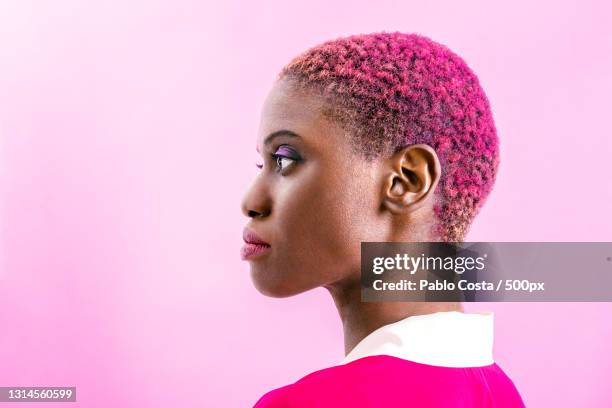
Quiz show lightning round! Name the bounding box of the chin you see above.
[251,280,300,298]
[249,267,307,298]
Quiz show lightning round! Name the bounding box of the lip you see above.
[243,227,270,246]
[241,227,271,260]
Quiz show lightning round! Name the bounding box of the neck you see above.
[324,277,463,356]
[327,203,463,356]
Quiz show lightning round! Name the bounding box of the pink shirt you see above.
[254,311,525,407]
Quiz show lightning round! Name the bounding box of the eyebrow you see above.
[256,130,301,153]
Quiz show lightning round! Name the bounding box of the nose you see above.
[241,176,272,219]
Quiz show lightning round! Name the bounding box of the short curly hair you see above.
[277,31,499,242]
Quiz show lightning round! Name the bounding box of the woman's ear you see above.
[381,144,441,214]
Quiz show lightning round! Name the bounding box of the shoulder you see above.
[253,356,525,407]
[253,355,446,407]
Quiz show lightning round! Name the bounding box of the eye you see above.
[272,154,296,172]
[270,144,301,173]
[254,144,301,174]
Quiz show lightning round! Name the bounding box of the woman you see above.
[240,31,525,407]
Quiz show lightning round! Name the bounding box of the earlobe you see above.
[381,144,440,215]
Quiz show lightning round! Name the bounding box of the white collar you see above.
[340,311,494,368]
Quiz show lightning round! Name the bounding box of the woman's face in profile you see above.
[241,79,386,297]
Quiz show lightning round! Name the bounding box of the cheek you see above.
[251,164,379,297]
[275,176,366,280]
[249,180,346,296]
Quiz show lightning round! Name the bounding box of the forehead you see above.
[257,79,337,150]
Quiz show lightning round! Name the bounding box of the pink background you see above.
[1,0,611,406]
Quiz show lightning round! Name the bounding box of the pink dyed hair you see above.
[278,31,499,242]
